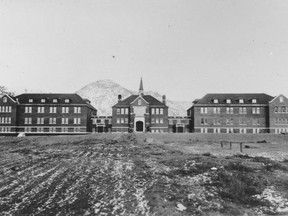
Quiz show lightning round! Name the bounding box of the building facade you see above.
[0,93,97,135]
[268,94,288,134]
[187,93,279,134]
[111,79,169,133]
[168,116,190,133]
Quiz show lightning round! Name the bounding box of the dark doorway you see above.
[136,121,144,132]
[177,127,184,133]
[98,126,104,133]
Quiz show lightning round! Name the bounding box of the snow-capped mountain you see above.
[76,79,192,116]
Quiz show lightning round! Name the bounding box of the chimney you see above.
[118,94,122,101]
[162,95,166,104]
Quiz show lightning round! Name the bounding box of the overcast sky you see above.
[1,0,288,101]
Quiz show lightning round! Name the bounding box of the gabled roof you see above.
[195,93,274,105]
[113,94,167,107]
[0,94,18,103]
[16,93,97,110]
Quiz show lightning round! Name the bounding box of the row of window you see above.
[151,108,164,115]
[116,118,129,124]
[24,118,82,125]
[28,98,71,103]
[151,118,164,124]
[274,118,288,125]
[212,99,257,104]
[274,107,288,114]
[168,119,189,124]
[200,128,261,134]
[200,107,261,114]
[23,127,82,133]
[0,106,12,113]
[200,118,261,126]
[0,117,11,124]
[24,106,82,114]
[116,108,129,115]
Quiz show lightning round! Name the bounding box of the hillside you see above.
[76,80,192,116]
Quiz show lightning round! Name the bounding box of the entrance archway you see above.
[136,121,144,132]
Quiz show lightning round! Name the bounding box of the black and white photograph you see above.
[1,0,288,215]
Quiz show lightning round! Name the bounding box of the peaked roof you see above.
[16,93,97,110]
[195,93,274,105]
[113,94,167,107]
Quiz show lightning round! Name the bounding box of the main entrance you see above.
[136,121,144,132]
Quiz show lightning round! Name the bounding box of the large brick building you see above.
[187,93,288,134]
[111,79,168,133]
[0,93,97,135]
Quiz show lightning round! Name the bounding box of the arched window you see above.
[138,99,142,105]
[3,97,7,103]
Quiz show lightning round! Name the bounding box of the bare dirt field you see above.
[1,133,288,215]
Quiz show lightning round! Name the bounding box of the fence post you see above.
[240,142,243,152]
[221,141,223,148]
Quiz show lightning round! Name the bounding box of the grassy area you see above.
[0,133,288,215]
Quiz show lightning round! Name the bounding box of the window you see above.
[252,99,257,103]
[239,99,244,103]
[62,127,68,133]
[124,118,128,123]
[24,118,32,124]
[53,99,58,103]
[3,97,7,103]
[49,118,56,124]
[226,99,231,104]
[138,99,142,105]
[252,119,260,125]
[61,118,68,124]
[49,127,56,133]
[239,107,247,114]
[125,108,129,114]
[116,118,120,124]
[226,118,233,125]
[275,107,278,113]
[120,118,124,123]
[50,107,57,113]
[156,118,159,123]
[74,107,81,113]
[213,119,220,125]
[213,99,218,103]
[29,99,33,103]
[151,108,155,114]
[213,107,220,114]
[151,118,155,124]
[200,107,208,114]
[155,108,159,115]
[41,99,46,103]
[37,107,45,113]
[280,96,284,103]
[160,108,163,115]
[74,118,81,124]
[37,118,44,124]
[282,107,285,113]
[37,128,44,133]
[62,107,69,113]
[25,107,32,113]
[159,118,163,124]
[226,107,233,114]
[117,108,120,115]
[200,118,208,125]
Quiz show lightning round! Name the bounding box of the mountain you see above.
[76,79,192,116]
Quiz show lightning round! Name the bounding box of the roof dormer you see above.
[213,99,218,104]
[226,99,231,104]
[239,99,244,104]
[252,99,257,103]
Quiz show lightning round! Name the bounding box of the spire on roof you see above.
[139,78,144,96]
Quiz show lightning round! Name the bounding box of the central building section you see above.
[111,79,168,133]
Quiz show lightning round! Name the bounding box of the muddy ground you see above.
[1,133,288,216]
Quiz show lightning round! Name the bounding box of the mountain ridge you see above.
[76,80,192,116]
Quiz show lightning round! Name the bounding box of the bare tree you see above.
[0,86,15,97]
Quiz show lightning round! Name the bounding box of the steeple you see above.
[139,78,144,96]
